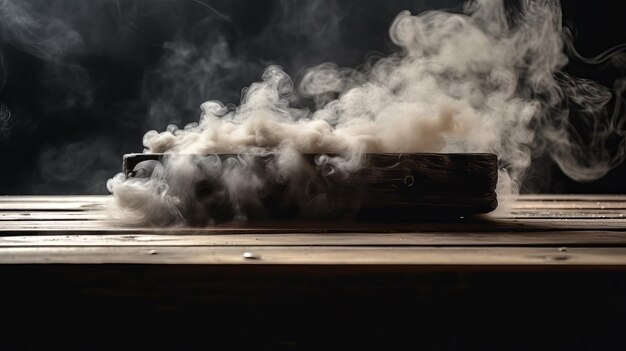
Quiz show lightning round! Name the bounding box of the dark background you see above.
[0,0,625,195]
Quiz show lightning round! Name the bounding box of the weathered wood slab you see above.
[122,152,499,221]
[1,231,626,246]
[1,246,625,266]
[2,218,626,234]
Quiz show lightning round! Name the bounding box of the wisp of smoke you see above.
[107,0,626,226]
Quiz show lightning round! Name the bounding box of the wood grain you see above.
[2,194,625,351]
[1,246,625,266]
[1,231,626,246]
[1,194,625,267]
[122,153,499,220]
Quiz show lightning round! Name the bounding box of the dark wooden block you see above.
[121,153,498,222]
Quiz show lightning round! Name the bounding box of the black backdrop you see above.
[1,0,625,195]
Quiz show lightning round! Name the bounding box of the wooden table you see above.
[2,195,626,350]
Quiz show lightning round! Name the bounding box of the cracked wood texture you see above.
[1,194,626,350]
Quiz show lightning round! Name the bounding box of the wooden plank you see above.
[0,211,108,221]
[507,209,626,219]
[1,194,624,205]
[0,195,625,236]
[1,199,624,212]
[4,211,620,221]
[0,202,108,211]
[1,246,625,266]
[1,207,624,221]
[511,201,626,210]
[1,195,626,213]
[510,194,626,201]
[0,207,613,223]
[2,217,626,233]
[1,211,623,221]
[123,153,499,197]
[1,232,626,247]
[123,153,500,222]
[0,195,111,203]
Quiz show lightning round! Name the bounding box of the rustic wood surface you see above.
[1,194,625,267]
[2,194,626,350]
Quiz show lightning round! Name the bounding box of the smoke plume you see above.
[107,0,626,225]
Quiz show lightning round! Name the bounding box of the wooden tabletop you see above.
[2,194,626,350]
[1,194,625,268]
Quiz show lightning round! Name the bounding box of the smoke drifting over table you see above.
[104,0,625,224]
[0,0,624,225]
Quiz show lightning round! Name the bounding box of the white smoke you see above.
[108,0,626,225]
